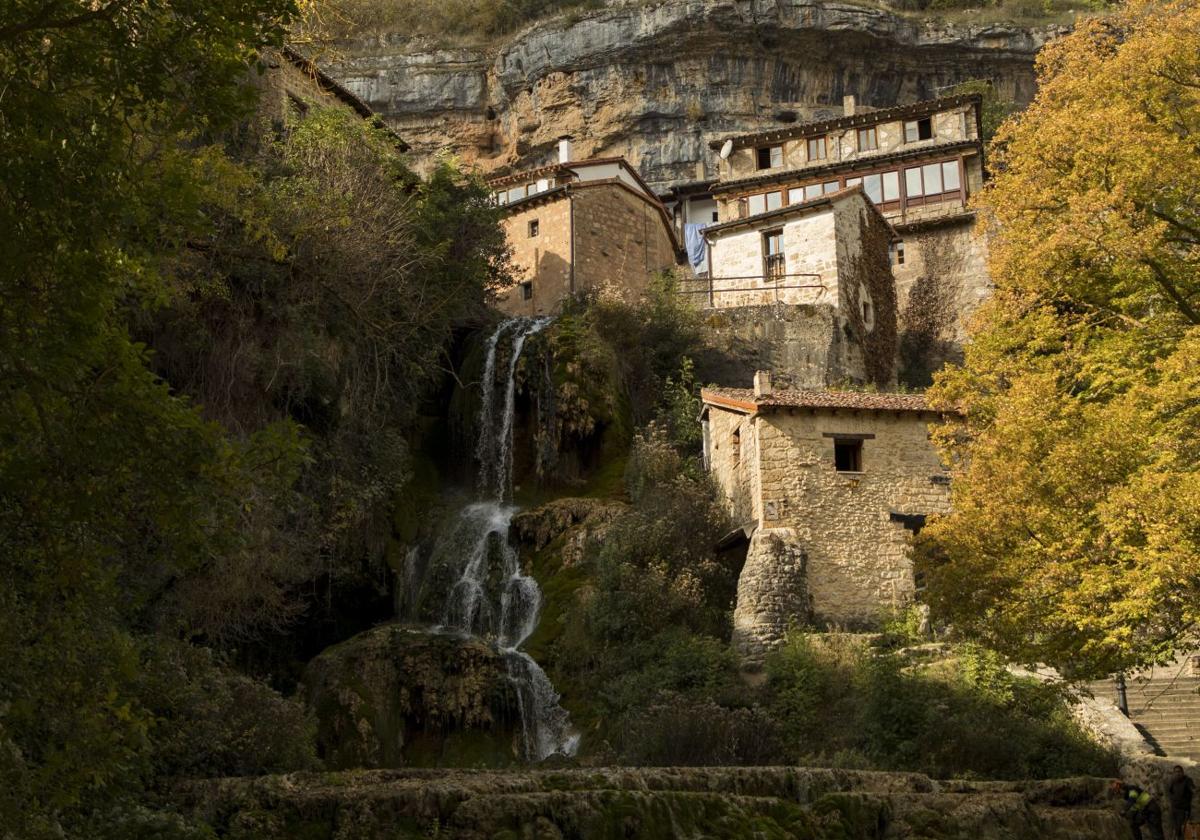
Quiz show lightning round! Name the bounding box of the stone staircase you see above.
[1091,655,1200,763]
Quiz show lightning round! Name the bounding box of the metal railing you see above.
[678,272,826,308]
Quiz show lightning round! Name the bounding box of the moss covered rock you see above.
[301,626,521,769]
[177,767,1129,839]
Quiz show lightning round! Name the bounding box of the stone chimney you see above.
[843,95,857,116]
[558,135,573,163]
[753,370,773,398]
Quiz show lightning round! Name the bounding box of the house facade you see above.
[701,373,953,658]
[487,146,681,316]
[701,188,899,387]
[708,94,990,381]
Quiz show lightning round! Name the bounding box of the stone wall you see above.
[731,527,808,660]
[570,182,678,298]
[495,196,573,316]
[894,216,990,386]
[705,406,759,525]
[707,211,838,308]
[494,183,677,316]
[694,304,862,389]
[753,408,950,626]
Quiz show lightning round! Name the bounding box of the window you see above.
[748,193,767,215]
[882,171,900,201]
[807,136,826,161]
[765,191,783,211]
[941,160,961,192]
[731,428,741,466]
[905,161,961,198]
[890,240,906,266]
[508,184,527,202]
[824,180,840,194]
[804,184,822,201]
[904,117,933,143]
[834,439,863,473]
[905,166,924,198]
[787,187,803,204]
[756,145,783,170]
[519,281,533,300]
[857,126,878,152]
[712,211,719,223]
[862,299,873,327]
[763,229,785,281]
[527,219,539,237]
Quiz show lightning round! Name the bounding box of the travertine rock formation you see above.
[178,766,1129,838]
[329,0,1064,190]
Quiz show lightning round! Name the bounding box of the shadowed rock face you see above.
[178,766,1128,839]
[329,0,1064,190]
[302,626,522,769]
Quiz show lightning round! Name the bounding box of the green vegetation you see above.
[0,0,506,833]
[511,289,1112,779]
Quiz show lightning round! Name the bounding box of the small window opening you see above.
[756,145,783,170]
[712,211,719,223]
[904,117,933,143]
[857,126,878,152]
[519,281,533,300]
[862,299,872,325]
[731,428,741,466]
[890,240,905,266]
[528,219,539,237]
[834,439,862,473]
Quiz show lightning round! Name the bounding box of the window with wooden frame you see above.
[904,117,933,143]
[762,229,785,282]
[904,160,963,201]
[806,136,827,161]
[756,145,783,170]
[519,281,533,300]
[856,126,878,152]
[527,219,539,237]
[889,240,905,266]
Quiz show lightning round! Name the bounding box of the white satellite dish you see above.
[719,139,734,160]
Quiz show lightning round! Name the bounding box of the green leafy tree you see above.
[921,0,1200,678]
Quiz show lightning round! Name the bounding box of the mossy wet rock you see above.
[511,497,627,556]
[179,767,1129,839]
[301,626,521,769]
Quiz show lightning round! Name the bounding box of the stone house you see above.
[257,47,409,144]
[707,94,990,380]
[700,372,954,658]
[487,142,682,316]
[702,187,899,387]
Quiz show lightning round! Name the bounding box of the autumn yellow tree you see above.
[921,0,1200,678]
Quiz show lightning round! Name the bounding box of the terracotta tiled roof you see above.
[701,386,950,414]
[707,93,982,152]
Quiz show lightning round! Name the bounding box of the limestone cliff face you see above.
[330,0,1063,190]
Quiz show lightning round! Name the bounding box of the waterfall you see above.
[431,316,578,761]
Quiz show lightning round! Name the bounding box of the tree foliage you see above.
[921,0,1200,678]
[0,0,507,832]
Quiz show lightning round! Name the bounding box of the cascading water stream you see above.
[431,316,578,761]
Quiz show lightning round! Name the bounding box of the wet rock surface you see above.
[178,766,1128,838]
[301,626,521,769]
[329,0,1065,189]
